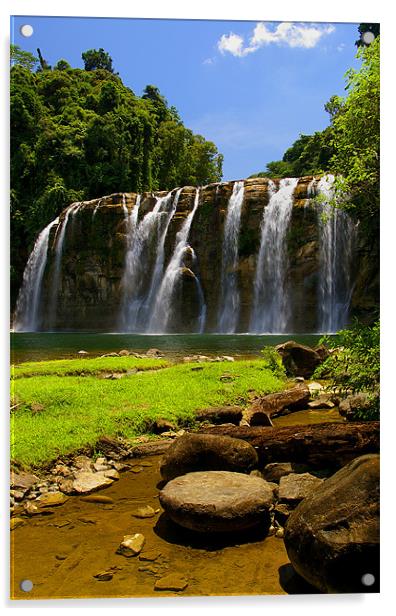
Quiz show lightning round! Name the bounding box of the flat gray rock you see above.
[279,472,324,503]
[160,470,274,533]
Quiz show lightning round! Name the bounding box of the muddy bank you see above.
[11,455,316,599]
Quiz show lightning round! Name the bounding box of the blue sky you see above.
[11,16,360,181]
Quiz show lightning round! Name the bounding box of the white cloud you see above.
[203,57,215,65]
[218,22,335,57]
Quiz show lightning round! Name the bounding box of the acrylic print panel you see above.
[10,14,380,599]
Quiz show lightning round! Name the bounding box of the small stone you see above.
[294,376,305,382]
[275,528,285,539]
[53,520,71,528]
[104,469,120,480]
[279,473,324,503]
[308,381,324,394]
[10,517,25,530]
[10,490,25,502]
[57,478,75,495]
[78,516,97,524]
[72,471,114,494]
[80,494,114,504]
[78,350,88,355]
[36,492,68,507]
[139,550,161,562]
[308,397,335,410]
[154,574,188,592]
[116,534,145,557]
[130,466,144,474]
[74,455,93,471]
[52,464,72,477]
[131,505,157,519]
[118,350,130,356]
[222,356,235,362]
[55,553,68,561]
[10,471,39,491]
[146,348,162,358]
[94,571,113,581]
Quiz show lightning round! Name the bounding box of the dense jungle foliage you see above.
[10,47,223,301]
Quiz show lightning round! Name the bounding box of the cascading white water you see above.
[316,175,355,333]
[119,191,176,332]
[13,218,59,332]
[148,188,204,333]
[47,203,81,328]
[217,181,245,333]
[250,177,298,333]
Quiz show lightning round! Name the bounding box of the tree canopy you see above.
[10,48,223,303]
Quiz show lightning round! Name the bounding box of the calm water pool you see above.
[10,332,327,363]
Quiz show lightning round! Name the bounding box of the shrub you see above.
[314,320,380,420]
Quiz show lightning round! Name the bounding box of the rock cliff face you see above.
[21,176,377,332]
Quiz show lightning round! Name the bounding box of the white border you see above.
[2,1,393,615]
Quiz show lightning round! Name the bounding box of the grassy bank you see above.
[11,359,284,467]
[12,356,169,378]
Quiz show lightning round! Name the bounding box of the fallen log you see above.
[198,422,379,469]
[249,385,310,419]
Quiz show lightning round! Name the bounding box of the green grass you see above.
[11,360,284,467]
[12,356,169,378]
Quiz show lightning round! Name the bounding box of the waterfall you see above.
[119,191,177,332]
[316,175,356,333]
[148,188,203,333]
[47,203,80,328]
[13,218,59,332]
[250,177,298,333]
[217,181,245,333]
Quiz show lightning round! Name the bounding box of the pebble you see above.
[154,574,188,592]
[116,534,145,557]
[131,505,157,519]
[94,571,113,581]
[139,550,161,562]
[80,494,114,504]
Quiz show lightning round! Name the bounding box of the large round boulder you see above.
[275,341,328,378]
[160,433,258,481]
[284,454,379,593]
[159,470,274,533]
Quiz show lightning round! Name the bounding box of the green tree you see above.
[10,44,38,71]
[328,37,380,238]
[82,48,114,72]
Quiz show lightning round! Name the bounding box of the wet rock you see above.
[243,408,273,427]
[222,356,235,362]
[154,574,188,592]
[10,471,39,491]
[160,470,274,533]
[74,455,93,471]
[52,463,73,477]
[152,418,177,434]
[263,462,310,483]
[139,550,161,562]
[130,466,144,474]
[72,471,114,494]
[10,517,25,530]
[275,341,329,378]
[160,433,258,481]
[36,492,69,507]
[279,473,324,503]
[104,469,120,480]
[23,501,54,516]
[116,533,145,557]
[308,395,335,409]
[56,477,75,495]
[80,494,114,504]
[308,381,324,394]
[274,503,293,526]
[195,405,243,425]
[131,505,157,519]
[94,571,113,581]
[10,489,25,502]
[78,350,88,355]
[146,348,162,358]
[339,393,375,421]
[118,349,130,356]
[284,454,380,593]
